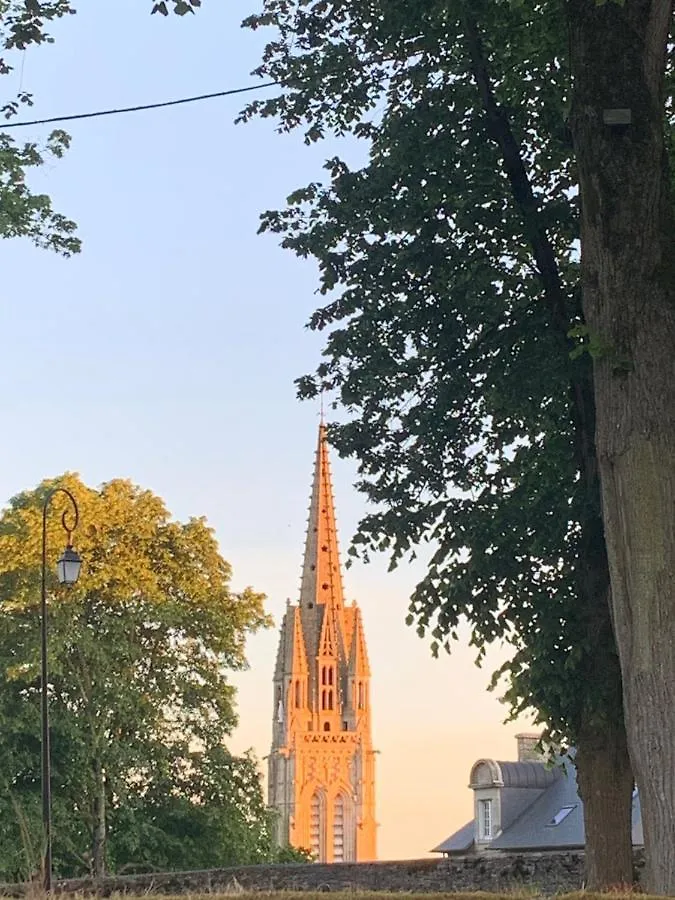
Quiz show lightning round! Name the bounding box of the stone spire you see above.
[299,423,347,655]
[348,604,371,678]
[268,423,377,863]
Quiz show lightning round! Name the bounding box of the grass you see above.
[55,888,664,900]
[1,891,661,900]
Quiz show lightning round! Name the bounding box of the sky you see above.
[0,0,533,860]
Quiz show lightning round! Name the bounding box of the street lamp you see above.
[41,488,81,893]
[56,545,82,587]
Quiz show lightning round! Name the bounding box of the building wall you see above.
[472,786,501,846]
[269,663,376,861]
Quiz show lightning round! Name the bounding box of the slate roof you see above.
[491,760,583,850]
[631,794,644,846]
[491,759,644,850]
[433,754,644,854]
[432,819,474,854]
[496,760,559,790]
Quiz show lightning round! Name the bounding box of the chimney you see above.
[516,732,542,761]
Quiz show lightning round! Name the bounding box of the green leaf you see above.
[241,0,626,767]
[0,474,272,877]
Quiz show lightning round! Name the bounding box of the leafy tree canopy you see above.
[0,0,201,255]
[1,0,79,253]
[240,0,624,747]
[241,7,664,879]
[0,473,271,880]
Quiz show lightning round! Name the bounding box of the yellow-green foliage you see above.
[0,474,273,879]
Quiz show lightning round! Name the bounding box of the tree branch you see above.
[461,5,598,494]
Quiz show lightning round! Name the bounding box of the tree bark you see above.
[574,499,633,888]
[92,757,106,880]
[568,0,675,893]
[575,721,634,890]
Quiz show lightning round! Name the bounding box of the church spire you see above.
[269,423,377,863]
[299,423,346,615]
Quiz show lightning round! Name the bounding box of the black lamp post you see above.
[41,488,82,893]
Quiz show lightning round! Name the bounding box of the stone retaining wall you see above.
[0,851,646,897]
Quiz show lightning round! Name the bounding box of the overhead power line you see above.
[2,81,278,129]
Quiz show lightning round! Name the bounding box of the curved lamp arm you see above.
[42,487,79,544]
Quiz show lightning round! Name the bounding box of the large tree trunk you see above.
[574,504,634,889]
[568,0,675,893]
[575,721,634,889]
[91,757,106,880]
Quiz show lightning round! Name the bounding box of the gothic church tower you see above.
[268,424,376,862]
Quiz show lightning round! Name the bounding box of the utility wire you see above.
[2,81,278,129]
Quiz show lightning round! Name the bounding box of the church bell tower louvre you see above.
[268,423,377,862]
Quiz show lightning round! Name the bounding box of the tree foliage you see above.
[0,0,80,254]
[0,473,272,880]
[243,0,675,886]
[108,748,277,874]
[242,0,619,753]
[241,0,640,884]
[0,0,202,255]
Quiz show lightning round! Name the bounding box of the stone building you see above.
[268,423,376,862]
[432,733,643,854]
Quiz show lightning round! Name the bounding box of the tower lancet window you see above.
[321,664,336,686]
[310,790,326,859]
[321,688,335,711]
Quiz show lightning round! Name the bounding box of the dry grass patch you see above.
[3,892,663,900]
[103,894,540,900]
[96,893,661,900]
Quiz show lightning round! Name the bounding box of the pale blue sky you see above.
[0,1,531,859]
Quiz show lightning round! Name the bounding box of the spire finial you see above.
[319,389,325,425]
